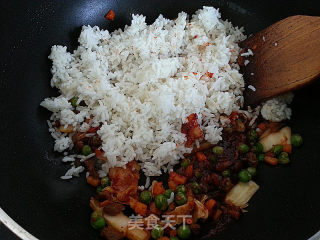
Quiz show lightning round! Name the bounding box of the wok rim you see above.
[0,207,319,240]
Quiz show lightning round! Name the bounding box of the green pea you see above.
[151,225,164,239]
[238,169,252,183]
[101,176,110,187]
[195,169,203,178]
[213,146,224,155]
[272,145,283,155]
[181,158,190,169]
[278,152,290,164]
[177,225,191,239]
[175,192,187,206]
[222,169,231,177]
[291,134,303,147]
[82,145,92,156]
[176,185,186,194]
[248,129,258,142]
[140,190,152,204]
[164,189,173,199]
[155,194,168,211]
[70,97,78,107]
[239,144,249,153]
[252,142,264,153]
[257,153,265,162]
[247,167,257,177]
[96,186,103,194]
[191,182,200,194]
[208,154,217,164]
[90,211,105,229]
[170,237,180,240]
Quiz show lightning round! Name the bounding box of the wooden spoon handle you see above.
[242,15,320,105]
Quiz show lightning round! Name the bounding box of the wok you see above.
[0,0,320,239]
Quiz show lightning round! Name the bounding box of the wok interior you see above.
[0,0,319,239]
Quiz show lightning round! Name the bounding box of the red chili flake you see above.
[194,35,198,39]
[207,72,213,78]
[105,10,115,21]
[192,72,197,75]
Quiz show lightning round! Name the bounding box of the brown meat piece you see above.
[84,158,99,178]
[100,225,124,240]
[103,202,125,216]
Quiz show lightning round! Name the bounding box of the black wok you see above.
[0,0,320,239]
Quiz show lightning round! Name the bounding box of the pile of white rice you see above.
[40,7,292,178]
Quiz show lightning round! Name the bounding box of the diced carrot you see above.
[213,209,222,221]
[158,237,170,240]
[169,229,177,237]
[282,144,292,154]
[264,156,278,165]
[196,152,207,162]
[88,127,100,133]
[168,180,178,190]
[105,10,115,20]
[86,176,100,187]
[207,72,213,78]
[257,123,267,131]
[99,199,112,207]
[185,164,193,178]
[153,181,165,196]
[134,201,148,216]
[205,199,216,215]
[95,149,107,162]
[169,172,187,185]
[265,151,275,157]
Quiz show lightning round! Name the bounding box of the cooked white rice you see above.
[41,7,293,178]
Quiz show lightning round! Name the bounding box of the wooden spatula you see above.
[241,15,320,106]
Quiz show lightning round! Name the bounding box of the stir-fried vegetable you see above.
[175,192,187,206]
[181,158,190,168]
[70,97,78,107]
[291,134,303,147]
[170,237,180,240]
[101,176,110,187]
[225,181,260,208]
[212,146,224,155]
[191,182,200,194]
[155,194,168,210]
[82,145,92,156]
[252,142,264,153]
[239,144,249,153]
[222,169,231,177]
[90,211,106,229]
[278,152,290,164]
[164,189,173,199]
[238,169,251,182]
[264,156,278,165]
[151,225,164,239]
[176,185,186,194]
[257,153,265,162]
[140,190,152,204]
[247,167,257,177]
[177,225,191,239]
[272,145,283,155]
[259,126,291,152]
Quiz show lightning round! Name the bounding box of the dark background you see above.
[0,0,319,239]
